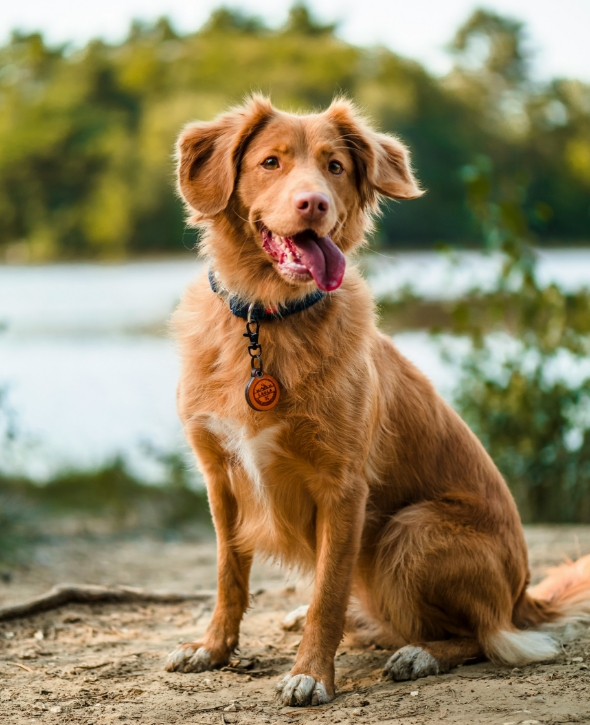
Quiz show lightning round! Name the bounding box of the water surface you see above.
[2,250,588,479]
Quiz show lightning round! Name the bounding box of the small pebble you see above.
[571,657,583,662]
[410,690,418,696]
[224,703,237,712]
[48,706,62,714]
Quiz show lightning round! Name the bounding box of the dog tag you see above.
[245,373,280,411]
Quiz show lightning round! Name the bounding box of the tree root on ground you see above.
[0,584,215,621]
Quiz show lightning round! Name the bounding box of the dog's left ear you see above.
[325,99,424,208]
[177,95,275,218]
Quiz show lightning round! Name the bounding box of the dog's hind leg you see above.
[282,604,309,632]
[166,426,252,673]
[365,496,533,681]
[383,638,483,680]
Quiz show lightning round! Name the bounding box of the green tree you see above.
[0,5,588,262]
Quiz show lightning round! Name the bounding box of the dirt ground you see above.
[1,526,590,725]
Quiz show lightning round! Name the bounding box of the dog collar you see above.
[208,268,326,322]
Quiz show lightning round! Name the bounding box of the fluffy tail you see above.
[527,553,590,622]
[484,553,590,666]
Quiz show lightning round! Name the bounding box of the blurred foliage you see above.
[0,382,25,564]
[446,159,590,522]
[0,4,589,262]
[0,421,211,564]
[0,456,210,529]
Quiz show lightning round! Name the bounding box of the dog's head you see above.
[177,96,422,300]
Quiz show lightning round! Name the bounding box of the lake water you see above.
[1,249,589,480]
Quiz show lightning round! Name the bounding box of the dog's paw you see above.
[276,673,332,707]
[165,644,212,673]
[281,604,309,632]
[383,645,440,681]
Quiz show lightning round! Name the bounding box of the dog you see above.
[165,96,590,707]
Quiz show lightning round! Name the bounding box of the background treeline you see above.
[1,4,589,262]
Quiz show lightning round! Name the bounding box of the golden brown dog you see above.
[165,96,590,707]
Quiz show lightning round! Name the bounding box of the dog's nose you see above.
[294,192,330,221]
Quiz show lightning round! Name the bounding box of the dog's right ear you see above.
[177,96,275,219]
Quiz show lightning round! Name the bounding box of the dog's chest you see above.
[206,416,283,494]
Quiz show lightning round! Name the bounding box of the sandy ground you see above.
[1,526,590,725]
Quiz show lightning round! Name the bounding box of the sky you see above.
[2,0,589,83]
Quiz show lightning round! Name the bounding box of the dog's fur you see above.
[165,96,590,707]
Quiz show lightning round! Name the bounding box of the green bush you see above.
[448,158,590,522]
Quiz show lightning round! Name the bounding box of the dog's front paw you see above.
[276,673,333,707]
[383,645,440,681]
[165,643,212,673]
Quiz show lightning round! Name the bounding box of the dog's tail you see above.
[483,554,590,666]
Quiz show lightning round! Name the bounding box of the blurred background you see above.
[1,0,590,565]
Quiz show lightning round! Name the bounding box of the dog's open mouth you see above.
[259,225,346,292]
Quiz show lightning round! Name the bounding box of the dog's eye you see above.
[328,160,344,175]
[261,157,280,170]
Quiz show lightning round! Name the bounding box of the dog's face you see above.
[236,114,357,292]
[177,97,422,297]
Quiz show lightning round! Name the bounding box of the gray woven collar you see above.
[208,268,326,321]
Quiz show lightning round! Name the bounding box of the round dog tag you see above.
[245,373,280,411]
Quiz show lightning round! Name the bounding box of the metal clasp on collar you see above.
[244,304,263,377]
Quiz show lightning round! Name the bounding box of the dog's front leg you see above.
[277,483,367,706]
[165,430,252,673]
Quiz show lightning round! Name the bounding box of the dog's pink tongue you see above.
[290,232,346,292]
